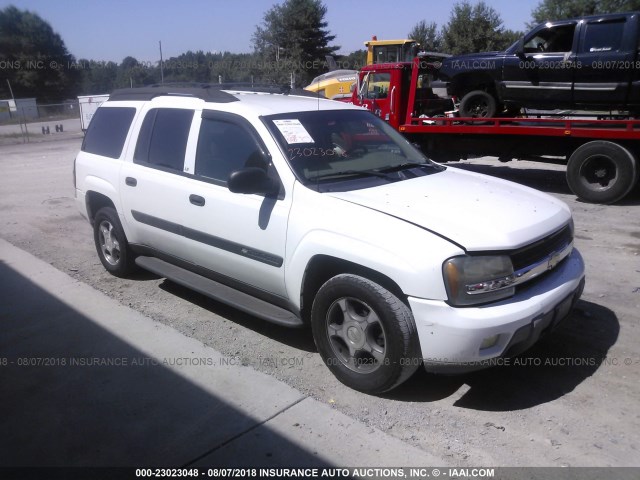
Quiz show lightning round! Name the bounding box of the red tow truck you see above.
[351,54,640,204]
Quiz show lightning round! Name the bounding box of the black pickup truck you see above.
[433,11,640,117]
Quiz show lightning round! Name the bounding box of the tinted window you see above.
[81,107,136,159]
[195,118,264,182]
[582,20,625,53]
[134,108,194,171]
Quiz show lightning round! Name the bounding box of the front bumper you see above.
[408,248,585,373]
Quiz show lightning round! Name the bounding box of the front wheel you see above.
[311,274,420,394]
[459,90,497,118]
[566,141,639,204]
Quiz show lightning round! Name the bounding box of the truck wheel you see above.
[93,207,136,277]
[459,90,497,118]
[311,274,420,394]
[567,141,639,204]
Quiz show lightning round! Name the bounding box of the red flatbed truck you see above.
[352,55,640,204]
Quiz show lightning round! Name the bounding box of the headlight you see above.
[443,255,515,306]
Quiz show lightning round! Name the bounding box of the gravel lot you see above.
[1,137,638,467]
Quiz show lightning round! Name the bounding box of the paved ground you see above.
[0,237,441,468]
[0,138,638,468]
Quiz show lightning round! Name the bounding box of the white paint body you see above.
[75,91,585,368]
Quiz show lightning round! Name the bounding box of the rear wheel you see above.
[459,90,497,118]
[311,274,420,394]
[566,141,639,204]
[93,207,136,277]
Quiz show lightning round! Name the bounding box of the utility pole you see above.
[159,41,164,85]
[6,79,26,142]
[6,79,15,101]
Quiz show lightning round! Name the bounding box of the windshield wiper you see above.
[376,161,433,173]
[309,169,393,181]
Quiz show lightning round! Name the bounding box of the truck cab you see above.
[433,11,640,117]
[353,55,454,129]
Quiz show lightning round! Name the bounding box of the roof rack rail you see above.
[108,83,325,102]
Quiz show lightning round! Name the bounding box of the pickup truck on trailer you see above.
[432,11,640,118]
[351,54,640,204]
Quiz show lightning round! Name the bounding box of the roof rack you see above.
[108,83,325,102]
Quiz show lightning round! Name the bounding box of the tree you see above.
[115,56,158,88]
[530,0,640,26]
[77,59,118,95]
[501,29,523,48]
[0,5,79,101]
[252,0,339,86]
[441,1,517,54]
[408,20,443,52]
[337,50,367,70]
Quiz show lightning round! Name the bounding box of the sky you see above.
[2,0,541,63]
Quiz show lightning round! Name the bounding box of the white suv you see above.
[75,85,585,393]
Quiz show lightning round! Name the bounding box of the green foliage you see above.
[76,59,118,94]
[252,0,339,86]
[501,29,524,49]
[1,1,542,99]
[0,5,79,101]
[441,1,520,54]
[337,50,367,70]
[408,20,443,52]
[530,0,640,26]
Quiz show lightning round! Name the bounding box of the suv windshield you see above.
[264,109,443,191]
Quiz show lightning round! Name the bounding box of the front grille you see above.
[510,225,573,271]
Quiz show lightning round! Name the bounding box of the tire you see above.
[566,141,639,204]
[311,274,420,394]
[459,90,497,118]
[93,207,136,277]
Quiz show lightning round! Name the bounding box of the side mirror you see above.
[227,167,279,196]
[516,37,525,57]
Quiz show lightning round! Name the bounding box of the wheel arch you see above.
[451,72,498,99]
[299,254,408,324]
[85,191,117,224]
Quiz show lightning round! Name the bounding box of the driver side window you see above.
[195,118,266,184]
[524,24,575,53]
[364,73,391,99]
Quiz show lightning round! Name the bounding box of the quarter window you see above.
[81,107,136,159]
[134,108,194,171]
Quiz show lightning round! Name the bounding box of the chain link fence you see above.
[0,101,83,145]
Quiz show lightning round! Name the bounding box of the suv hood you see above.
[327,167,570,251]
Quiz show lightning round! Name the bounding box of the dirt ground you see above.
[0,137,638,467]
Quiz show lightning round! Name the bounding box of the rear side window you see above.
[81,107,136,159]
[582,20,625,53]
[134,108,194,171]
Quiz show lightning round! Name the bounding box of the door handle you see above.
[189,194,205,206]
[125,177,137,187]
